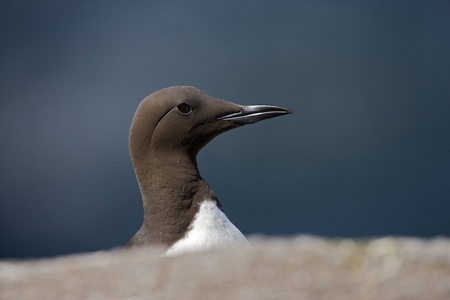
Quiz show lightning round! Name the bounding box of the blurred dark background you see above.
[1,1,449,258]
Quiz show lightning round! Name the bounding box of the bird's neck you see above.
[132,150,219,246]
[134,150,202,198]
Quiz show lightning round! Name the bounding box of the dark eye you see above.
[177,103,191,114]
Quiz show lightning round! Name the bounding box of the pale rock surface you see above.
[1,236,449,300]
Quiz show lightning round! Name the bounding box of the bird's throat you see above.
[133,153,218,246]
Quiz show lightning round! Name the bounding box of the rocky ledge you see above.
[1,236,449,300]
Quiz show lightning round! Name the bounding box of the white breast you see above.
[166,200,248,256]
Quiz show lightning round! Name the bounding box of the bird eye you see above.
[177,103,191,114]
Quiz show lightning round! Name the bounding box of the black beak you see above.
[217,104,293,126]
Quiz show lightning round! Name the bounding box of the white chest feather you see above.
[166,200,248,256]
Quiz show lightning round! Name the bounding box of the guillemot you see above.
[125,86,292,255]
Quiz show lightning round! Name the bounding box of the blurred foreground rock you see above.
[1,236,449,300]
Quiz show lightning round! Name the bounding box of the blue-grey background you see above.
[1,1,449,258]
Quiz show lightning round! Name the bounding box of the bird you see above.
[124,86,293,255]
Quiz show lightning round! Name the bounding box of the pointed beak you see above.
[217,104,293,126]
